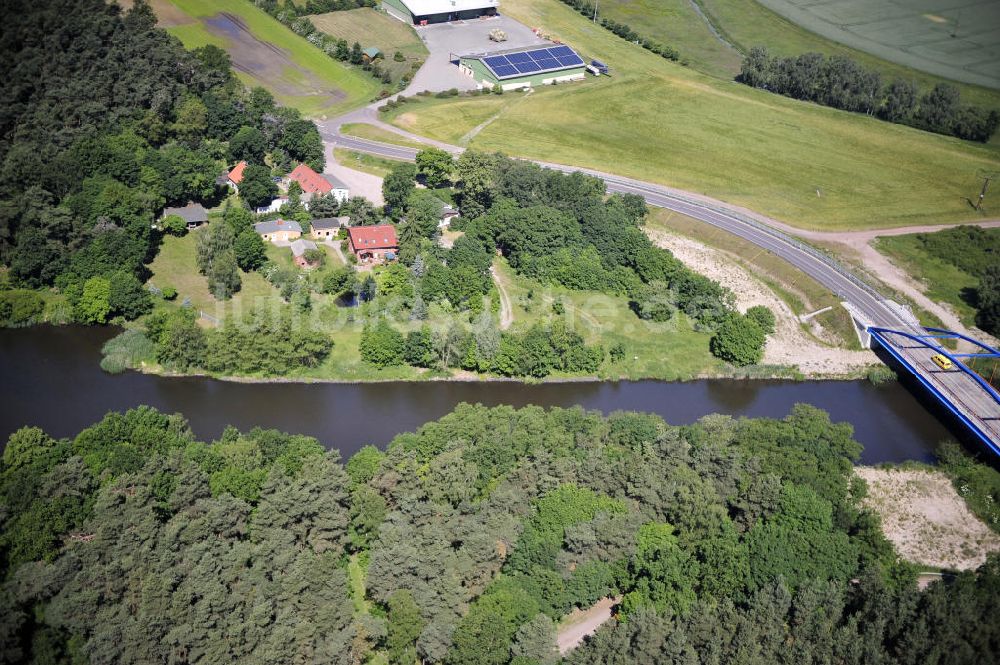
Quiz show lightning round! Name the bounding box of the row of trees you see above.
[3,402,998,663]
[739,47,999,142]
[360,318,603,378]
[556,0,682,63]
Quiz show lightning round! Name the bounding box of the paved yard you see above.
[404,14,550,93]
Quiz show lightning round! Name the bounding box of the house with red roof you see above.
[348,224,398,263]
[287,163,349,205]
[225,161,248,192]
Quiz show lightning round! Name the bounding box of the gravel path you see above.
[490,265,513,330]
[557,597,619,655]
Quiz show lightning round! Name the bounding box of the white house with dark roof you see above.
[310,216,350,240]
[254,219,302,243]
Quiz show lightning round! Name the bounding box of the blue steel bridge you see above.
[868,327,1000,454]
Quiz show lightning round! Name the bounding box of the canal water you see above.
[0,326,956,464]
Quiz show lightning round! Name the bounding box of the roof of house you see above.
[290,239,318,257]
[363,46,381,58]
[289,163,334,195]
[228,161,248,184]
[325,173,349,190]
[254,219,302,234]
[162,203,208,223]
[348,224,398,251]
[312,216,350,230]
[400,0,498,15]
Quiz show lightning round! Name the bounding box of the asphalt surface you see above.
[326,131,1000,448]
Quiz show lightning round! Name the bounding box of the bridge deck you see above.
[871,328,1000,452]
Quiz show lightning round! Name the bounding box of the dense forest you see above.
[738,47,999,142]
[1,404,998,664]
[0,0,324,318]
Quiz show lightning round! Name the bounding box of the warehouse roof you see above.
[399,0,498,15]
[462,44,585,80]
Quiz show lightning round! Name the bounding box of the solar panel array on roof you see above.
[478,45,585,80]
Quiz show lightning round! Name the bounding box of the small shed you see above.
[362,47,382,62]
[290,239,319,268]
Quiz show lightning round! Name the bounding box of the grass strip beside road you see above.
[340,123,429,149]
[334,149,404,177]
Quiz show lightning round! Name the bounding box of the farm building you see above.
[382,0,498,25]
[459,44,586,90]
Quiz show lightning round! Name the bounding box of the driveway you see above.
[404,15,550,94]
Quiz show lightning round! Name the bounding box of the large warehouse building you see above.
[382,0,499,25]
[459,44,587,90]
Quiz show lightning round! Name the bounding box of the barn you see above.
[459,44,587,90]
[382,0,498,25]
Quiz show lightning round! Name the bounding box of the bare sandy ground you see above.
[557,596,619,655]
[647,229,877,375]
[856,467,1000,571]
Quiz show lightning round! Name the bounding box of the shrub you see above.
[746,305,776,335]
[161,286,178,301]
[710,314,766,366]
[100,329,155,374]
[0,289,45,326]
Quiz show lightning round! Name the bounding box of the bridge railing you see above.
[869,326,1000,410]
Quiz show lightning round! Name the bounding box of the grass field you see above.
[333,148,405,177]
[874,232,999,329]
[383,0,1000,232]
[154,0,378,117]
[340,122,430,149]
[751,0,1000,90]
[310,8,427,83]
[698,0,1000,111]
[147,231,279,321]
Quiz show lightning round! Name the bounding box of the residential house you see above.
[224,161,247,192]
[311,216,350,240]
[290,239,320,269]
[254,219,302,243]
[348,224,398,263]
[436,199,460,228]
[160,203,208,230]
[255,197,288,214]
[288,163,349,205]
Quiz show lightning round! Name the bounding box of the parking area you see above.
[403,14,551,93]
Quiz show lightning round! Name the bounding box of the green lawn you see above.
[384,0,1000,232]
[310,8,427,83]
[160,0,379,117]
[340,122,429,149]
[874,233,992,328]
[492,259,729,380]
[333,148,405,177]
[147,230,279,320]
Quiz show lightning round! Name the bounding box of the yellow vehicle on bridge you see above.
[931,354,954,370]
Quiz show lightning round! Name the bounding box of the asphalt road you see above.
[327,131,1000,448]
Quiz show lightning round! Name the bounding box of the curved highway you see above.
[325,130,1000,447]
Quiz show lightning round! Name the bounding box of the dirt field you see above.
[204,12,345,108]
[856,467,1000,570]
[647,229,877,375]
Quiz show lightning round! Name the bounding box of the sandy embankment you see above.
[856,467,1000,571]
[647,229,877,376]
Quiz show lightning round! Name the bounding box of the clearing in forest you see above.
[855,466,1000,571]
